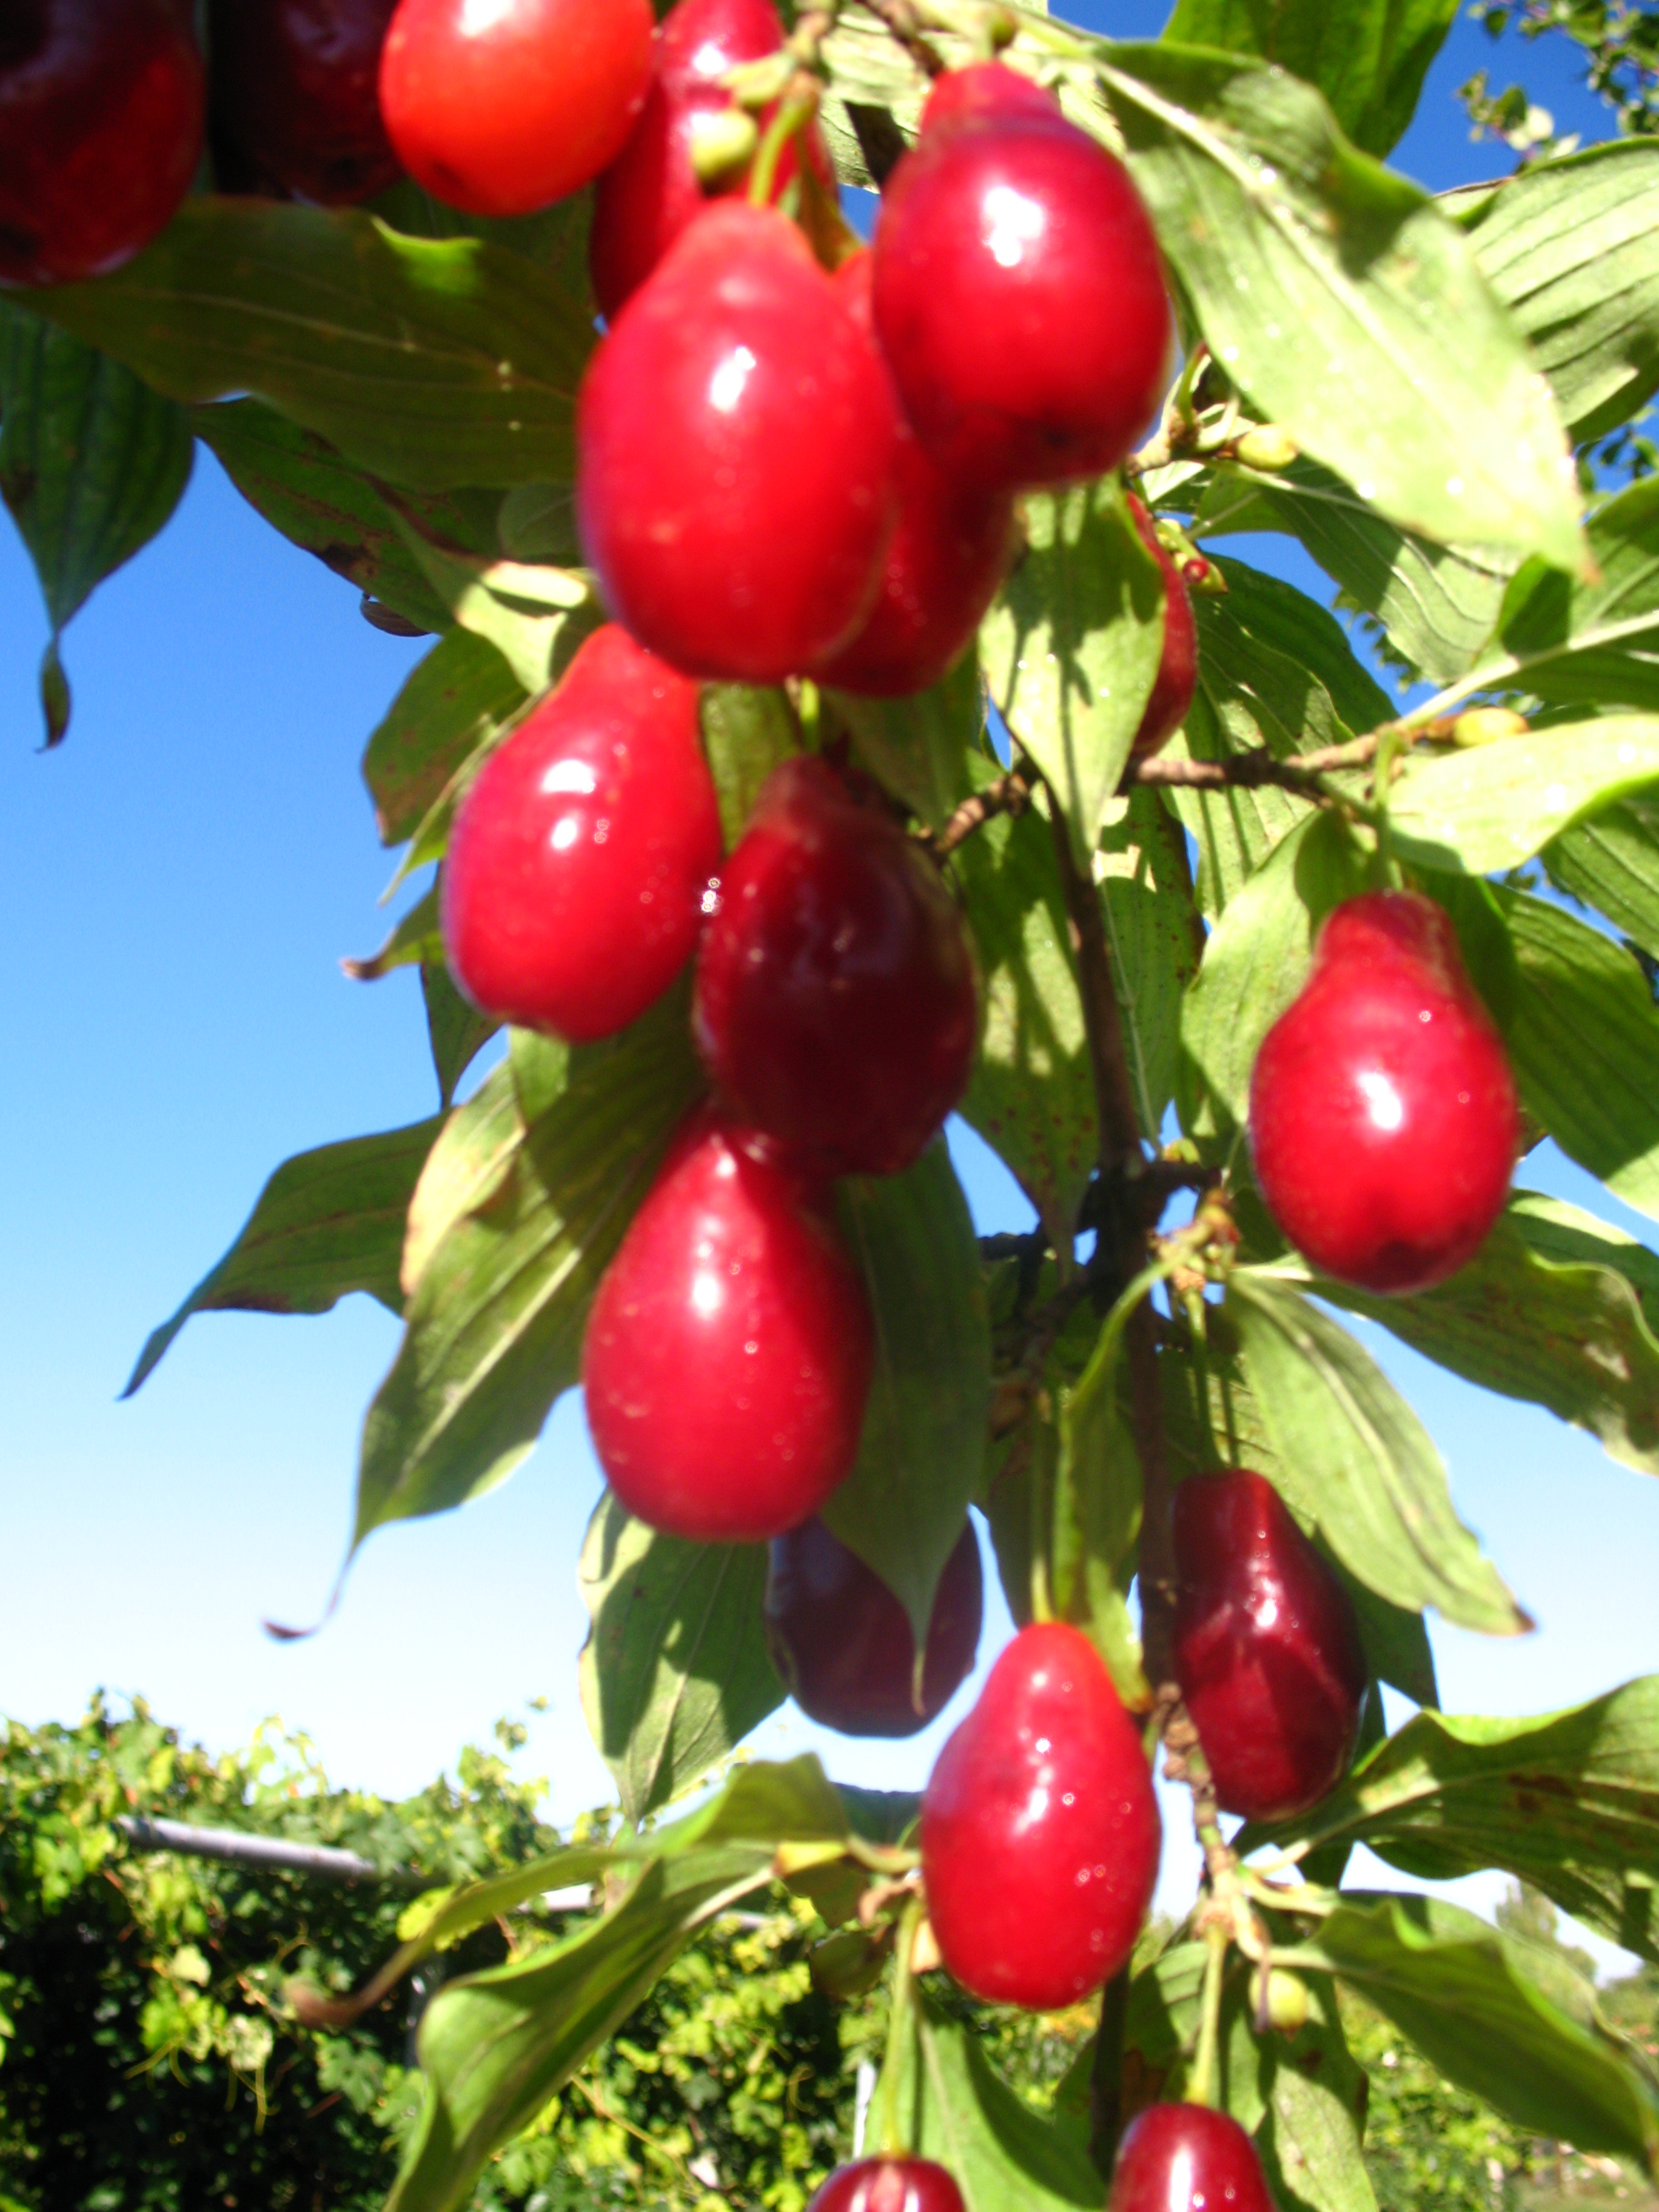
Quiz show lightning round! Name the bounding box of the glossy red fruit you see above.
[872,61,1171,491]
[1173,1470,1366,1823]
[1109,2104,1275,2212]
[0,0,204,287]
[808,2160,967,2212]
[578,201,898,682]
[440,625,721,1044]
[209,0,400,206]
[1249,890,1519,1293]
[590,0,833,323]
[814,253,1016,698]
[1127,495,1196,761]
[692,757,978,1176]
[766,1516,982,1737]
[379,0,652,216]
[583,1111,875,1543]
[920,1621,1160,2011]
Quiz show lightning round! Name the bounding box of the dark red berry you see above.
[1126,494,1196,761]
[808,2161,967,2212]
[440,624,721,1044]
[765,1515,982,1737]
[379,0,652,216]
[583,1110,874,1543]
[209,0,400,205]
[871,62,1171,491]
[578,200,898,682]
[1249,890,1519,1293]
[692,756,978,1177]
[813,253,1016,698]
[1110,2105,1275,2212]
[1173,1470,1367,1823]
[920,1621,1160,2011]
[0,0,204,287]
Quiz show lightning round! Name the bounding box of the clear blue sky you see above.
[1,2,1652,1968]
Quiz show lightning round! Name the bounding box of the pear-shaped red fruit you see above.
[920,1621,1160,2011]
[577,201,898,683]
[813,253,1016,699]
[808,2161,967,2212]
[1110,2105,1276,2212]
[1,0,205,287]
[1174,1470,1367,1822]
[693,757,978,1177]
[1127,494,1196,761]
[209,0,400,205]
[766,1515,982,1737]
[441,624,722,1044]
[871,62,1171,490]
[1250,890,1519,1293]
[583,1113,874,1543]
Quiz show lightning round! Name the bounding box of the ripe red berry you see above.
[440,624,721,1044]
[1126,494,1196,762]
[692,757,978,1177]
[871,62,1171,490]
[1173,1470,1367,1823]
[577,201,898,682]
[813,253,1016,699]
[583,1111,875,1543]
[1109,2105,1275,2212]
[920,1621,1160,2011]
[1249,890,1519,1293]
[0,0,204,287]
[378,0,653,216]
[589,0,834,323]
[808,2161,967,2212]
[209,0,400,206]
[765,1515,982,1738]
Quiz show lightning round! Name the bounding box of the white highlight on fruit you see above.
[551,816,581,851]
[982,184,1045,269]
[1358,1069,1406,1132]
[458,0,518,35]
[541,759,597,796]
[691,1271,723,1318]
[709,344,758,415]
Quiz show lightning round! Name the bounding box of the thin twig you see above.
[933,767,1033,856]
[859,0,948,74]
[1125,728,1409,793]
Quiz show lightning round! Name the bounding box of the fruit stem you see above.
[748,87,821,207]
[874,1895,924,2154]
[1187,1919,1230,2110]
[862,0,948,74]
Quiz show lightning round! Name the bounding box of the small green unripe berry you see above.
[689,106,760,185]
[1451,706,1529,748]
[1235,425,1299,472]
[1252,1965,1311,2033]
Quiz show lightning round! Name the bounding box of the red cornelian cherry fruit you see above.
[765,1515,982,1738]
[692,756,979,1177]
[378,0,652,216]
[1109,2104,1276,2212]
[871,62,1171,491]
[808,2160,967,2212]
[920,1620,1161,2011]
[589,0,833,323]
[813,253,1016,698]
[1249,890,1520,1293]
[440,624,722,1044]
[583,1111,875,1544]
[578,201,899,682]
[209,0,400,206]
[0,0,205,287]
[1173,1470,1367,1823]
[1126,494,1196,761]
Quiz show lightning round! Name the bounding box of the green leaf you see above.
[577,1489,783,1823]
[981,475,1164,859]
[669,1751,852,1852]
[495,478,581,564]
[1096,44,1583,569]
[420,963,499,1110]
[823,1142,990,1645]
[699,683,799,850]
[1390,718,1659,876]
[354,992,703,1546]
[830,651,987,831]
[1258,1983,1379,2212]
[1099,789,1205,1142]
[361,628,526,851]
[386,497,602,693]
[122,1119,441,1398]
[1250,1678,1659,1965]
[0,303,192,743]
[343,884,441,982]
[1458,139,1659,442]
[1053,1285,1151,1707]
[1547,791,1659,960]
[1226,1272,1529,1634]
[401,1059,523,1295]
[31,199,595,492]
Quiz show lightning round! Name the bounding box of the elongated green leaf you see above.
[32,200,595,491]
[1209,556,1395,736]
[123,1119,441,1397]
[1054,1288,1149,1708]
[578,1489,783,1823]
[401,1059,524,1295]
[1547,791,1659,960]
[343,884,441,982]
[831,652,987,831]
[420,963,499,1110]
[699,683,798,850]
[824,1143,990,1644]
[1392,718,1659,875]
[1095,44,1583,569]
[1122,1939,1273,2122]
[387,499,601,693]
[1099,789,1204,1142]
[1227,1273,1529,1634]
[0,303,193,743]
[362,629,526,848]
[982,475,1164,858]
[1459,138,1659,442]
[1257,1977,1377,2212]
[355,994,702,1544]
